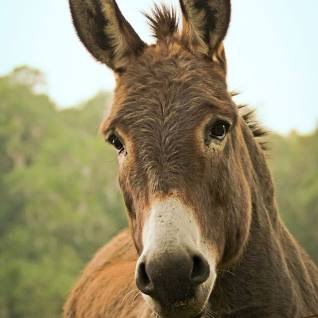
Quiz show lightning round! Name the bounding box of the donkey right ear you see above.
[69,0,146,73]
[180,0,231,65]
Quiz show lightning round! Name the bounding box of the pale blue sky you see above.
[1,1,318,133]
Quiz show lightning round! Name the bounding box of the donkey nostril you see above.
[138,262,150,286]
[136,262,153,295]
[191,255,210,285]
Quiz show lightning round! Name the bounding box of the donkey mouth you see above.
[144,290,209,318]
[155,305,207,318]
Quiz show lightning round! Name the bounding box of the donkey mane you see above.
[144,5,179,40]
[239,104,268,150]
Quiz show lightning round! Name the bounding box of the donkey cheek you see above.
[223,205,252,266]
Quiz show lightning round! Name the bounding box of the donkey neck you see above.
[208,126,318,317]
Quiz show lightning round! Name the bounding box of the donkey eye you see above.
[107,133,125,153]
[208,120,231,141]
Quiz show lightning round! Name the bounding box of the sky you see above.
[1,0,318,133]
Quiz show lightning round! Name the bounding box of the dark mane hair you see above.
[144,5,179,40]
[238,104,268,150]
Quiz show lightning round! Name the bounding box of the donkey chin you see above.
[135,198,217,318]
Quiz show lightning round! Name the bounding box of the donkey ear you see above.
[180,0,231,61]
[69,0,146,72]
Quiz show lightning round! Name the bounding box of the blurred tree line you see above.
[0,67,317,317]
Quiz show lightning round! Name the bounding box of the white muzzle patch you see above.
[142,198,199,255]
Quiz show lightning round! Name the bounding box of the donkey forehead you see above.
[105,46,236,134]
[122,45,228,99]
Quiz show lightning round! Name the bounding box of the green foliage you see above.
[0,67,126,318]
[270,130,318,260]
[0,67,317,317]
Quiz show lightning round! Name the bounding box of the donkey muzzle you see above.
[135,198,215,317]
[136,249,210,304]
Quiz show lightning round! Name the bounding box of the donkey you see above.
[65,0,318,317]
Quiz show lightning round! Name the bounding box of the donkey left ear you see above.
[180,0,231,64]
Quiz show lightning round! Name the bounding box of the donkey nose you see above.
[136,251,210,303]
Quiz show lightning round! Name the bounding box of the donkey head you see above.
[70,0,257,317]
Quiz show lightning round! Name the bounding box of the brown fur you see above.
[65,1,318,317]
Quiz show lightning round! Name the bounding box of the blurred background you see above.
[0,1,317,317]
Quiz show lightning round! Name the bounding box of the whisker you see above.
[131,289,141,304]
[120,288,140,306]
[219,269,236,277]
